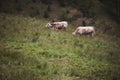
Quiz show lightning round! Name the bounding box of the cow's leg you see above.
[90,32,94,38]
[93,30,95,37]
[79,33,82,36]
[63,27,66,31]
[91,33,93,37]
[92,30,96,37]
[55,28,58,31]
[53,27,56,31]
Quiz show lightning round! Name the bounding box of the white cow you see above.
[46,21,68,30]
[72,26,95,37]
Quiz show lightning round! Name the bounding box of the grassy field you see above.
[0,13,120,80]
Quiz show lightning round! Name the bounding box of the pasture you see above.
[0,13,120,80]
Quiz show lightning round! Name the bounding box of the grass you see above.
[0,13,120,80]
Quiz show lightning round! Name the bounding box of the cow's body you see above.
[46,21,68,30]
[72,26,95,37]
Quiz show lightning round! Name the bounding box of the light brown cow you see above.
[72,26,95,37]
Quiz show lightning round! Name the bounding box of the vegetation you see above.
[0,0,120,80]
[0,13,120,80]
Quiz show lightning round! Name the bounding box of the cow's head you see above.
[46,23,53,28]
[72,32,76,35]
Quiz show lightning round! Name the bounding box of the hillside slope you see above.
[0,13,120,80]
[0,0,120,80]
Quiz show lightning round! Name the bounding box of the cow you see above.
[46,21,68,31]
[72,26,95,37]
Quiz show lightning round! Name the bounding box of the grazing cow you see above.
[72,26,95,37]
[46,21,68,31]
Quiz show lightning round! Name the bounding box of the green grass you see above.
[0,13,120,80]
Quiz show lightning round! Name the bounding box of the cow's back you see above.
[77,26,94,33]
[53,21,68,27]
